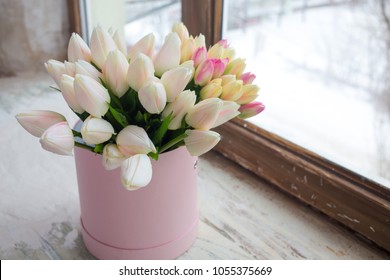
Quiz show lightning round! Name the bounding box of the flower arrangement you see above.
[16,23,265,191]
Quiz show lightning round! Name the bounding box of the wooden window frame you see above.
[68,0,390,252]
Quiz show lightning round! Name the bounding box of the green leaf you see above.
[94,143,104,154]
[148,151,159,161]
[109,105,128,128]
[152,113,173,146]
[135,111,144,124]
[75,111,89,122]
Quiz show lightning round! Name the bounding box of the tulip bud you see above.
[16,110,66,138]
[116,125,156,157]
[39,122,74,156]
[222,47,236,60]
[161,66,193,102]
[74,74,110,118]
[45,60,66,86]
[162,90,196,130]
[154,32,181,76]
[220,79,243,101]
[67,32,92,62]
[238,102,265,119]
[184,129,221,156]
[59,75,85,114]
[220,74,236,86]
[240,72,256,85]
[224,58,246,77]
[121,154,152,190]
[128,33,155,61]
[210,58,229,78]
[102,143,126,170]
[80,116,115,145]
[138,80,167,114]
[212,100,240,128]
[127,53,155,92]
[235,84,260,105]
[207,43,224,59]
[103,50,129,98]
[194,59,214,86]
[185,98,223,130]
[180,38,196,63]
[113,29,128,57]
[192,47,207,68]
[217,39,229,48]
[194,34,206,48]
[172,22,190,42]
[75,60,102,82]
[199,79,222,99]
[64,61,76,77]
[90,26,117,69]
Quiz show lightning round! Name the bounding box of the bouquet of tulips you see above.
[16,23,265,190]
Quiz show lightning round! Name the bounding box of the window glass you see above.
[124,0,181,48]
[223,0,390,186]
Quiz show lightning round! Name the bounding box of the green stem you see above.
[159,133,187,153]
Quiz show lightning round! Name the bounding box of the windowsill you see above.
[0,71,388,259]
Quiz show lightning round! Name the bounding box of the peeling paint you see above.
[337,214,360,223]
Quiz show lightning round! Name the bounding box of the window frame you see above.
[68,0,390,252]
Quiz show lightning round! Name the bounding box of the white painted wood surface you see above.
[0,72,388,259]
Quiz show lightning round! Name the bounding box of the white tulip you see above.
[102,144,126,170]
[121,154,152,190]
[116,125,156,157]
[15,110,66,137]
[39,122,74,156]
[184,129,221,156]
[80,116,115,145]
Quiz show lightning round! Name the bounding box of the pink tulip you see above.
[184,129,221,156]
[128,33,155,61]
[194,59,214,86]
[45,60,67,86]
[199,78,222,99]
[154,32,181,76]
[67,32,92,62]
[127,53,155,92]
[235,84,260,105]
[212,101,240,128]
[16,110,66,138]
[210,58,229,78]
[75,60,102,82]
[220,80,243,101]
[238,102,265,119]
[239,72,256,85]
[39,122,74,156]
[121,154,152,190]
[224,58,246,77]
[116,125,156,157]
[80,116,115,145]
[185,98,223,130]
[59,74,85,114]
[192,47,207,67]
[162,90,196,130]
[90,26,117,69]
[103,50,129,98]
[217,39,229,48]
[138,80,167,114]
[161,66,193,102]
[74,74,110,118]
[102,143,126,170]
[172,22,190,42]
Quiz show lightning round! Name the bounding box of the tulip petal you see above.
[39,122,74,156]
[102,143,125,170]
[116,125,156,156]
[154,32,181,76]
[16,110,66,137]
[127,53,155,92]
[68,32,92,62]
[81,116,115,145]
[184,129,221,156]
[121,154,152,190]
